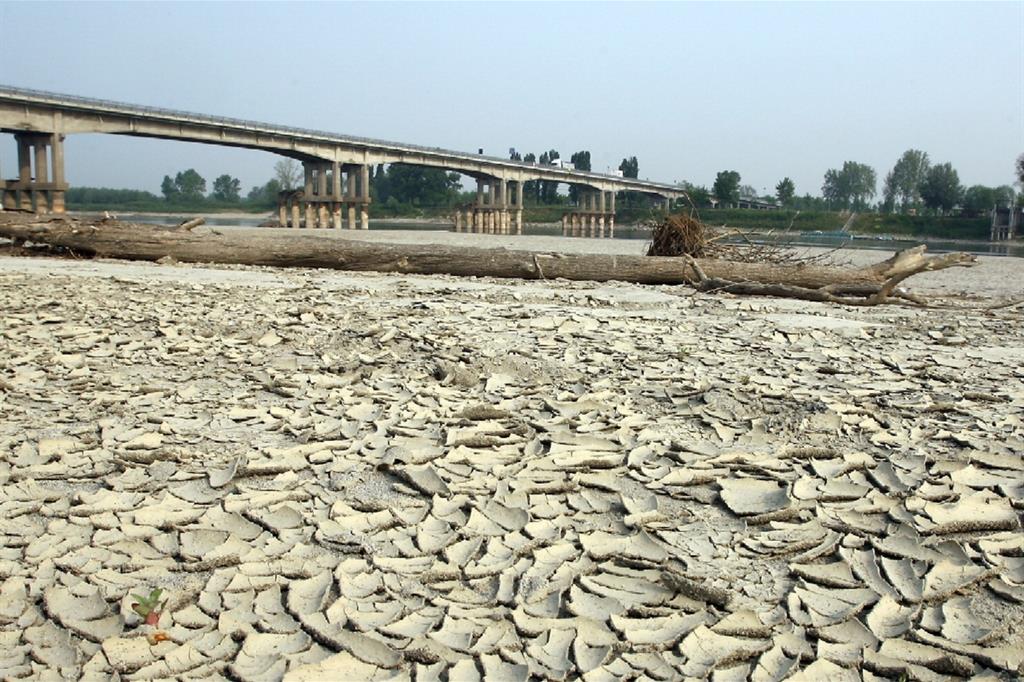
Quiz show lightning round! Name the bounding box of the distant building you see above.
[735,197,781,210]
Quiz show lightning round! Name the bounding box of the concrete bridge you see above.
[0,85,685,236]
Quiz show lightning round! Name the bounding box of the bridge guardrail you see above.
[0,84,680,193]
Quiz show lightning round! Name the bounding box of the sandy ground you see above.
[1,235,1023,680]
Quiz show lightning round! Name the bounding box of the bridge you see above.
[0,85,685,237]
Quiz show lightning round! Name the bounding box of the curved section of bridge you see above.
[0,85,683,235]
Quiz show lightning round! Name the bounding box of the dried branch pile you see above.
[646,213,843,266]
[644,213,975,306]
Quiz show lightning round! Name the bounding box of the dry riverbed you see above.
[1,235,1023,680]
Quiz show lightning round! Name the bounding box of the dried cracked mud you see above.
[1,249,1023,681]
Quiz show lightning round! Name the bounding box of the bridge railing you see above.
[0,84,680,193]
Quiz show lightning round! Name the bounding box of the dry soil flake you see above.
[718,477,791,516]
[1,250,1023,680]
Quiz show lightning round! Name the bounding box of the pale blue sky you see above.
[1,1,1020,198]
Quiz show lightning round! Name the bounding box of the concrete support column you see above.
[48,133,65,213]
[346,167,357,201]
[606,191,614,236]
[317,163,328,198]
[51,134,65,185]
[561,214,569,236]
[344,166,357,230]
[496,179,507,234]
[301,163,314,228]
[279,201,287,227]
[291,201,300,229]
[360,165,370,202]
[332,162,342,199]
[333,203,342,229]
[515,182,524,234]
[583,192,592,237]
[476,179,485,207]
[487,182,495,209]
[360,165,370,230]
[17,136,31,183]
[571,213,580,237]
[598,191,607,238]
[34,140,48,183]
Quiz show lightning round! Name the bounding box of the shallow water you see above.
[115,213,1024,258]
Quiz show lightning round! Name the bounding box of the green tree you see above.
[617,157,641,208]
[522,153,539,204]
[160,175,178,200]
[920,162,963,214]
[678,181,711,208]
[618,157,639,178]
[211,174,241,202]
[246,179,282,207]
[822,161,876,210]
[883,149,930,213]
[1016,153,1024,186]
[539,149,560,204]
[775,177,795,206]
[568,150,591,203]
[274,159,301,190]
[383,164,460,207]
[961,185,998,215]
[995,185,1016,208]
[173,169,206,201]
[371,164,387,202]
[712,170,741,206]
[509,148,522,162]
[961,185,1013,214]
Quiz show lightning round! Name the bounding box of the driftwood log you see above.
[0,214,977,302]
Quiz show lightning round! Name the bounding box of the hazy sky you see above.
[1,2,1020,198]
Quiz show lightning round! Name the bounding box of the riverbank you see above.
[0,236,1022,678]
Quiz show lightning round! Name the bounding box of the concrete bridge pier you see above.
[608,191,616,237]
[346,167,357,230]
[589,189,598,237]
[316,162,329,228]
[474,180,485,234]
[359,165,370,230]
[302,163,315,228]
[598,191,607,238]
[331,162,343,229]
[496,179,508,235]
[1,132,67,214]
[515,181,524,234]
[561,214,569,236]
[486,181,496,234]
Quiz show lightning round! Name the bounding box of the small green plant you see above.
[131,588,166,627]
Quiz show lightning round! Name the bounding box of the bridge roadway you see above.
[0,85,684,236]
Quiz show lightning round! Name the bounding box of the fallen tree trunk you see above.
[0,215,976,298]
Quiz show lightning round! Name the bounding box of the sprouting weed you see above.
[130,588,166,627]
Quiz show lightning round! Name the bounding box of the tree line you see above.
[684,150,1019,217]
[68,149,1022,220]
